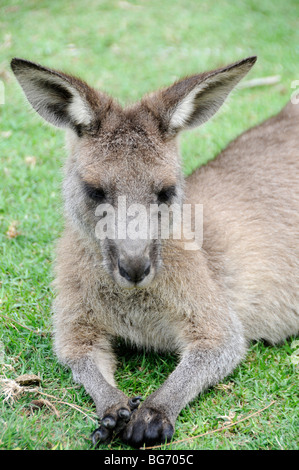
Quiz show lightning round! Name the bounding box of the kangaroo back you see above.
[187,100,299,343]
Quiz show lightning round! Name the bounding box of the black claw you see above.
[129,396,142,410]
[101,415,116,429]
[161,423,174,442]
[118,408,131,421]
[91,426,110,446]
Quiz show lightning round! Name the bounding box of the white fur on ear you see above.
[169,82,208,129]
[168,57,257,133]
[67,90,93,126]
[11,59,94,129]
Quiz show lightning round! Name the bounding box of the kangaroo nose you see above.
[118,258,151,284]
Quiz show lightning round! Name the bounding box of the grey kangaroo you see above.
[11,56,299,447]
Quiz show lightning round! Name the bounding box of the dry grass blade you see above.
[34,389,97,423]
[238,76,281,88]
[142,401,276,450]
[30,398,60,418]
[0,314,48,337]
[0,377,25,403]
[0,376,97,423]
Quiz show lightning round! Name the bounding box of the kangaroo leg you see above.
[122,317,246,447]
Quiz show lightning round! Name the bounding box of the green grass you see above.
[1,0,298,450]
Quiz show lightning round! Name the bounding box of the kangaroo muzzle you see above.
[118,257,151,284]
[114,239,155,287]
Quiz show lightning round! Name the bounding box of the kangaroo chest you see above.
[95,287,180,352]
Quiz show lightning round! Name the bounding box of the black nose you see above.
[118,258,151,284]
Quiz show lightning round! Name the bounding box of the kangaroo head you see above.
[11,56,256,288]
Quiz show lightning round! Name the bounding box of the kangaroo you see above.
[11,56,299,448]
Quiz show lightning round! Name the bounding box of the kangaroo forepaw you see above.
[91,396,142,446]
[121,405,174,448]
[91,407,130,446]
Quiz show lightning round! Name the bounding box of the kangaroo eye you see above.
[157,185,177,204]
[83,183,106,202]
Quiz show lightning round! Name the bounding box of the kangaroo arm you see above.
[122,318,246,447]
[70,355,142,445]
[147,339,246,421]
[71,356,128,418]
[53,289,141,444]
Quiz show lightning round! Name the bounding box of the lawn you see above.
[0,0,298,450]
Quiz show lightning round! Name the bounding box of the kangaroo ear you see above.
[11,58,110,135]
[144,56,257,137]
